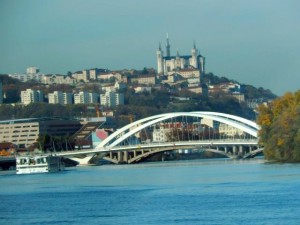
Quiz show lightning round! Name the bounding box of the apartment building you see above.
[100,91,124,108]
[48,91,72,105]
[74,91,98,104]
[21,89,44,105]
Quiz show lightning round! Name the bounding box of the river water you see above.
[1,158,300,225]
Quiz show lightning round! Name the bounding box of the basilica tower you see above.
[191,42,198,69]
[157,43,164,74]
[165,34,171,57]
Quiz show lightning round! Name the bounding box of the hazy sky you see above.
[1,0,299,95]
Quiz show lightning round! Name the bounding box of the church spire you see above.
[193,41,197,50]
[166,33,171,57]
[158,42,162,51]
[191,41,198,69]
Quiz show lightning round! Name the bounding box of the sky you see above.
[0,0,299,95]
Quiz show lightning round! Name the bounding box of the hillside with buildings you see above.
[0,66,275,123]
[0,38,276,125]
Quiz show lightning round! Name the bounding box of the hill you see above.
[0,72,277,127]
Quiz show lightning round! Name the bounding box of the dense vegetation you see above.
[203,73,276,100]
[257,90,300,162]
[118,88,254,120]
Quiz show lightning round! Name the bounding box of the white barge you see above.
[16,155,64,174]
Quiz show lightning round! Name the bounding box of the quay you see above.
[0,157,16,170]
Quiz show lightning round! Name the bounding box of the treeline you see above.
[120,88,255,120]
[203,73,276,100]
[257,90,300,162]
[0,104,90,120]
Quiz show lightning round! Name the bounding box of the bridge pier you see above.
[249,146,253,153]
[123,151,128,162]
[239,146,244,156]
[117,152,121,162]
[233,146,237,156]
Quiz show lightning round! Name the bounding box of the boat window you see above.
[21,159,27,164]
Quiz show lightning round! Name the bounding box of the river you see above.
[1,158,300,225]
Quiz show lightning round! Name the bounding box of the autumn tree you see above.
[257,90,300,162]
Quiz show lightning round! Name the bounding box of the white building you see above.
[201,118,220,130]
[152,127,169,142]
[26,66,39,74]
[42,74,76,85]
[101,81,126,93]
[9,66,43,83]
[48,91,72,105]
[74,91,98,104]
[89,69,97,80]
[219,123,244,137]
[21,89,44,105]
[98,72,122,82]
[134,86,152,93]
[157,36,205,76]
[100,91,124,108]
[114,82,126,90]
[72,70,90,83]
[9,73,43,83]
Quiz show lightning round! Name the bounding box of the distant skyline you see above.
[1,0,300,95]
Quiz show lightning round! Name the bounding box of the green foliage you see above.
[125,89,170,109]
[202,73,232,84]
[0,103,87,120]
[202,73,276,100]
[0,74,20,85]
[243,85,276,100]
[257,90,300,162]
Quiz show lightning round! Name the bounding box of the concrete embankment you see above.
[0,157,16,170]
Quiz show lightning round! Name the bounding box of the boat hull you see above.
[16,155,64,175]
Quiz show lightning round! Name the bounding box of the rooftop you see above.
[0,117,80,125]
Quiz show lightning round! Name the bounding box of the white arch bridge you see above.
[57,112,262,165]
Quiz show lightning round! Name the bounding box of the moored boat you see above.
[16,155,64,174]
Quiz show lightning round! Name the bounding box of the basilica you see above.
[156,36,205,76]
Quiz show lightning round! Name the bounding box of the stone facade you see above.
[157,36,205,76]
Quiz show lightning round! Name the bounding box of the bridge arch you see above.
[59,112,261,165]
[95,111,259,151]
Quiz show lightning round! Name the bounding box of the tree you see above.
[142,67,149,74]
[257,90,300,162]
